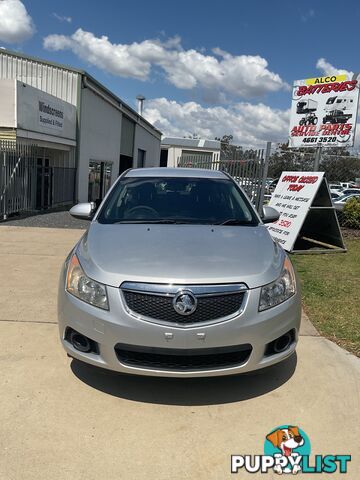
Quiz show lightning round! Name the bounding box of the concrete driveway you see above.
[0,226,358,480]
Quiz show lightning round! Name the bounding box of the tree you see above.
[267,143,313,178]
[267,142,360,181]
[215,134,245,160]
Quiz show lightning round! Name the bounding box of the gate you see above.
[0,141,77,220]
[177,142,271,213]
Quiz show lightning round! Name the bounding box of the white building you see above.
[0,48,161,214]
[160,137,221,167]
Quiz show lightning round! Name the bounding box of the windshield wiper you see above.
[113,219,186,224]
[217,219,256,226]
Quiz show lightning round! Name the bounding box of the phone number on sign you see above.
[302,136,339,143]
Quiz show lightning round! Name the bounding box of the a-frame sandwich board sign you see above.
[267,171,346,254]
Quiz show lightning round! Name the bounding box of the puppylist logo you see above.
[231,425,351,475]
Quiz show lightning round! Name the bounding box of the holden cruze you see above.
[58,168,301,377]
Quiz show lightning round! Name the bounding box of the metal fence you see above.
[0,141,76,220]
[266,145,360,229]
[177,143,271,213]
[178,141,360,228]
[267,146,360,181]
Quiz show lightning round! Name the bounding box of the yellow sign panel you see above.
[305,74,347,85]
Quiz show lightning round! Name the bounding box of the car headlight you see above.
[66,253,109,310]
[259,256,296,311]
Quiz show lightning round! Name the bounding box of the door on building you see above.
[137,149,146,168]
[119,116,135,175]
[119,155,133,175]
[88,161,112,205]
[160,149,168,167]
[36,158,53,209]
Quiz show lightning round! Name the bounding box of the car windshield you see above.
[97,176,258,225]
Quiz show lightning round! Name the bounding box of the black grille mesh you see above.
[122,290,245,325]
[115,343,252,371]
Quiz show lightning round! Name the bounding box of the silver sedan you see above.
[58,168,301,377]
[333,193,360,211]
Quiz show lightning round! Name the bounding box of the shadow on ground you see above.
[70,353,297,406]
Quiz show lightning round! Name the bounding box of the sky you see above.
[0,0,359,147]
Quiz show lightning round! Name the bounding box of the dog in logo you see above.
[266,426,304,474]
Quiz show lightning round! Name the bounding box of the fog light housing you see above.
[264,329,296,356]
[64,327,99,354]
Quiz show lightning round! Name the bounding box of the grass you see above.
[292,238,360,357]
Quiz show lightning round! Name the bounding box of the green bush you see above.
[340,197,360,229]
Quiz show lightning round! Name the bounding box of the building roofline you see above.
[0,47,86,74]
[0,47,162,136]
[161,136,221,150]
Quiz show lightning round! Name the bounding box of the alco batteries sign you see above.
[289,75,359,148]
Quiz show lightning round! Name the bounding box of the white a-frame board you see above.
[267,171,345,253]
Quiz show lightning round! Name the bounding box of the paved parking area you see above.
[0,226,359,480]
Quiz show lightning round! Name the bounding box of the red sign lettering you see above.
[288,184,304,192]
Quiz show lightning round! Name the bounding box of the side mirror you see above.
[69,202,95,220]
[262,205,280,224]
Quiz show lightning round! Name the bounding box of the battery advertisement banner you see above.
[289,75,360,148]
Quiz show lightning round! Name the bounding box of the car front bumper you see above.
[58,268,301,378]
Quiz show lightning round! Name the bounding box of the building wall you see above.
[0,51,162,204]
[77,87,122,202]
[166,146,183,167]
[164,146,220,167]
[134,124,161,168]
[0,79,16,127]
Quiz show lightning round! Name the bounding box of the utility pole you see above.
[258,141,272,214]
[314,146,321,171]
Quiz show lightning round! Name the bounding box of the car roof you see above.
[125,168,229,179]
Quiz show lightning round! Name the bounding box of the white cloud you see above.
[52,13,72,24]
[0,0,35,43]
[143,98,290,148]
[44,30,154,80]
[316,58,353,78]
[301,8,315,22]
[43,28,288,99]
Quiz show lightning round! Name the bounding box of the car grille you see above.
[114,343,252,371]
[121,283,247,326]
